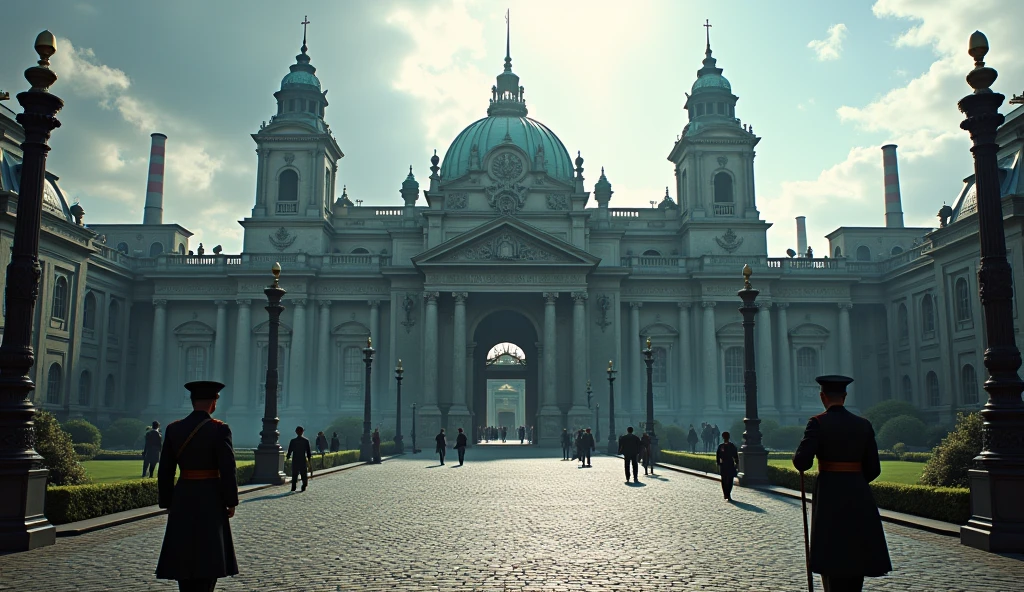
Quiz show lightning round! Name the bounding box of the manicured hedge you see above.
[46,480,158,524]
[73,443,100,460]
[900,452,933,463]
[661,450,718,473]
[93,450,142,460]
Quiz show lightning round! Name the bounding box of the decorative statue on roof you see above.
[938,203,953,228]
[806,246,814,258]
[534,144,545,170]
[469,144,480,170]
[197,243,205,256]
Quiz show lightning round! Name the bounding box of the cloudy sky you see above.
[1,0,1021,256]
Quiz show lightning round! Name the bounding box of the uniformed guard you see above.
[156,381,238,592]
[792,375,892,592]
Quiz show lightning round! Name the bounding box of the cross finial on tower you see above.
[301,15,311,51]
[704,19,712,50]
[504,9,512,70]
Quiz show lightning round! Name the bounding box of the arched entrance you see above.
[472,310,539,441]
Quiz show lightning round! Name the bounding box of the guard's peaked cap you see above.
[815,375,854,396]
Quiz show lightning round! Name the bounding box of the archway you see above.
[472,310,539,443]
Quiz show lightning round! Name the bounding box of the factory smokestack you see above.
[881,144,904,228]
[796,216,808,256]
[143,133,167,225]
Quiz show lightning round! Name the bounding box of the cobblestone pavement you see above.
[1,445,1022,591]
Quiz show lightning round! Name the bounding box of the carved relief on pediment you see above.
[440,230,574,263]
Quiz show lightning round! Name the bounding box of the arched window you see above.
[116,242,129,255]
[961,364,979,405]
[921,294,935,334]
[78,370,92,406]
[83,292,96,330]
[51,276,68,321]
[856,246,871,261]
[185,346,207,382]
[926,371,940,407]
[881,377,892,401]
[834,246,842,258]
[897,303,909,341]
[343,346,364,401]
[642,249,662,257]
[46,363,62,404]
[108,300,120,335]
[901,375,913,402]
[178,243,186,255]
[149,242,164,257]
[278,170,298,202]
[652,347,667,383]
[891,246,904,256]
[955,278,972,322]
[713,172,733,203]
[723,346,744,405]
[696,103,705,116]
[797,347,820,402]
[350,248,370,254]
[104,374,116,407]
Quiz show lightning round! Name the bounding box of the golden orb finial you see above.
[397,359,402,370]
[742,263,752,290]
[270,261,282,287]
[367,336,373,348]
[645,336,652,349]
[608,360,613,370]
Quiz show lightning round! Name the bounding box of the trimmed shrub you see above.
[34,410,88,486]
[660,450,718,473]
[876,451,900,461]
[46,480,158,524]
[759,418,781,442]
[877,415,928,450]
[323,416,364,449]
[93,450,142,460]
[891,442,907,456]
[864,400,925,432]
[102,418,148,449]
[765,425,805,451]
[63,419,102,447]
[663,425,687,450]
[921,412,982,488]
[926,425,951,448]
[900,452,932,463]
[73,442,100,460]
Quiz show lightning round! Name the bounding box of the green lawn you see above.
[82,460,175,484]
[767,459,925,485]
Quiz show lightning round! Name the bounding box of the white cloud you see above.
[808,23,847,61]
[165,142,223,192]
[51,38,130,101]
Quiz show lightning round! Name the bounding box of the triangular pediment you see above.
[413,217,600,267]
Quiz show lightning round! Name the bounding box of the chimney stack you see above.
[143,133,167,225]
[796,216,808,255]
[881,144,904,228]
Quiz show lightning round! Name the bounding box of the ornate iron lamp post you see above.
[394,359,404,454]
[360,337,375,462]
[253,262,286,484]
[411,402,418,453]
[642,337,659,468]
[586,379,593,409]
[956,32,1024,553]
[737,264,767,485]
[0,31,62,552]
[606,360,618,455]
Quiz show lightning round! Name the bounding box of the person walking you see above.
[716,431,739,501]
[573,429,584,461]
[712,424,721,447]
[371,428,382,464]
[687,424,699,454]
[155,381,238,592]
[435,428,447,465]
[640,431,653,476]
[315,431,328,458]
[454,428,468,465]
[793,375,892,592]
[518,425,526,444]
[579,428,595,467]
[329,431,340,453]
[618,426,643,484]
[560,428,571,460]
[501,426,508,443]
[286,426,313,492]
[143,421,162,478]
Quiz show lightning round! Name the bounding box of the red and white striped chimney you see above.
[796,216,808,255]
[143,133,167,225]
[881,144,904,228]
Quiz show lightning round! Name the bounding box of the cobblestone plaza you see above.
[1,447,1021,591]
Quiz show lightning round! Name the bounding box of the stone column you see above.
[449,292,471,430]
[539,292,560,443]
[775,303,794,412]
[316,300,331,412]
[701,301,718,412]
[232,300,251,410]
[677,303,693,418]
[287,299,306,411]
[629,302,643,416]
[368,300,380,409]
[213,300,228,384]
[420,292,441,436]
[838,302,854,397]
[146,299,168,410]
[569,292,590,425]
[756,301,776,411]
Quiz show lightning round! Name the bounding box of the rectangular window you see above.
[724,347,744,405]
[343,346,364,400]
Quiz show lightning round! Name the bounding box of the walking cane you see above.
[799,471,813,592]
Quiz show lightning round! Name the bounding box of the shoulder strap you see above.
[177,418,213,458]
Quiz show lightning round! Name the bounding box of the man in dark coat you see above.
[793,375,892,592]
[329,432,340,452]
[518,425,526,444]
[286,426,313,492]
[573,429,584,461]
[716,431,739,501]
[579,428,595,467]
[454,428,468,465]
[560,428,571,460]
[712,424,721,447]
[143,421,162,478]
[435,429,447,465]
[640,432,653,475]
[618,426,643,484]
[687,424,699,454]
[156,381,238,592]
[371,428,382,463]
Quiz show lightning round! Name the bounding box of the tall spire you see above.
[698,19,722,77]
[301,15,310,53]
[505,9,511,71]
[704,19,712,52]
[488,10,527,117]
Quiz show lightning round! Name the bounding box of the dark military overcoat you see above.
[792,406,892,578]
[155,410,239,581]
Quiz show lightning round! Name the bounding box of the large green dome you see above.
[442,116,573,184]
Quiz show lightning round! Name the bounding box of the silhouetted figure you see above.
[143,421,162,478]
[315,431,328,457]
[329,432,340,452]
[618,426,642,484]
[573,429,584,461]
[435,429,447,465]
[454,428,468,465]
[793,375,892,592]
[640,432,653,475]
[716,431,739,501]
[702,423,713,453]
[687,425,699,454]
[501,426,507,443]
[286,426,313,492]
[712,424,721,447]
[529,425,534,444]
[560,428,571,460]
[371,428,382,463]
[196,243,205,256]
[156,381,238,592]
[580,428,595,467]
[518,425,526,444]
